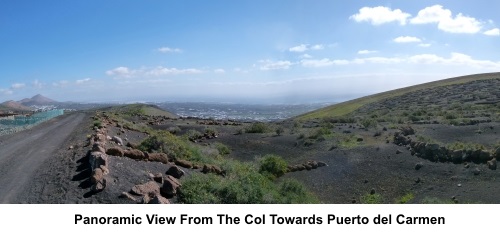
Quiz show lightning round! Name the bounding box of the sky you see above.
[1,0,499,104]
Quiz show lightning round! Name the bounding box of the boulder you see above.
[400,126,415,136]
[148,194,170,204]
[166,165,185,179]
[99,165,109,175]
[495,147,500,159]
[201,164,223,175]
[160,175,181,198]
[119,192,137,202]
[106,147,124,157]
[152,173,164,184]
[396,149,402,154]
[91,179,106,193]
[317,161,328,167]
[175,159,193,168]
[112,136,124,145]
[89,152,108,170]
[91,168,104,184]
[487,159,497,170]
[415,162,423,170]
[92,143,106,154]
[146,152,169,164]
[124,149,146,160]
[130,181,160,196]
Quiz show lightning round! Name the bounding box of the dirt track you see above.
[0,112,85,203]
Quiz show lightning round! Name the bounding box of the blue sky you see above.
[1,0,499,104]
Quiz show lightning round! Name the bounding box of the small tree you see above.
[276,126,284,136]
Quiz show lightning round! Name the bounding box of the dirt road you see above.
[0,112,86,203]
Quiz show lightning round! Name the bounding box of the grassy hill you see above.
[297,72,500,120]
[106,103,178,118]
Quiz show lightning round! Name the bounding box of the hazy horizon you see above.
[1,1,499,104]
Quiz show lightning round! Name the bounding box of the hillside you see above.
[297,72,500,120]
[19,94,57,106]
[0,100,32,112]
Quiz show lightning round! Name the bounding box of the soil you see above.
[1,109,499,204]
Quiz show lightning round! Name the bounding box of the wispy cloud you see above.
[300,53,500,70]
[76,78,92,84]
[146,66,203,76]
[11,83,25,89]
[157,47,182,53]
[350,6,411,25]
[418,43,432,47]
[289,44,325,52]
[214,69,226,74]
[393,36,422,43]
[410,5,482,34]
[484,28,500,36]
[106,66,203,79]
[358,50,378,55]
[258,60,293,70]
[52,80,69,87]
[32,79,43,89]
[106,66,132,77]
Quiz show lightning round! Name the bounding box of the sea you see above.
[157,102,331,121]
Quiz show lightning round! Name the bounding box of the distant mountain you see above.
[19,94,57,106]
[0,100,32,112]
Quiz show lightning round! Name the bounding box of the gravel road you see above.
[0,112,86,203]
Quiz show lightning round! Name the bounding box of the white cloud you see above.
[289,44,324,52]
[301,58,350,67]
[299,53,500,70]
[410,5,482,34]
[289,44,308,52]
[393,36,422,43]
[146,66,203,76]
[408,52,500,69]
[76,78,92,84]
[32,79,43,89]
[350,6,411,25]
[214,69,225,74]
[11,83,25,89]
[106,66,132,77]
[52,80,69,87]
[106,66,203,78]
[258,60,293,70]
[300,54,313,59]
[418,43,432,47]
[157,47,182,53]
[484,28,500,36]
[0,89,13,95]
[358,50,378,54]
[310,44,324,50]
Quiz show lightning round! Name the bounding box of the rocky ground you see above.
[2,79,499,204]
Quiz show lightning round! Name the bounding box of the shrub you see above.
[93,120,102,128]
[309,127,331,139]
[177,160,319,204]
[360,193,383,204]
[246,122,269,133]
[185,129,203,141]
[215,142,231,155]
[259,154,288,178]
[396,192,415,204]
[138,131,194,161]
[275,126,284,136]
[360,118,378,129]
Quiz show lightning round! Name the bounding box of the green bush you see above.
[93,120,102,128]
[309,127,331,139]
[361,193,383,204]
[215,142,231,155]
[275,126,285,136]
[396,192,415,204]
[246,122,269,133]
[138,131,194,161]
[177,160,318,204]
[259,154,288,178]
